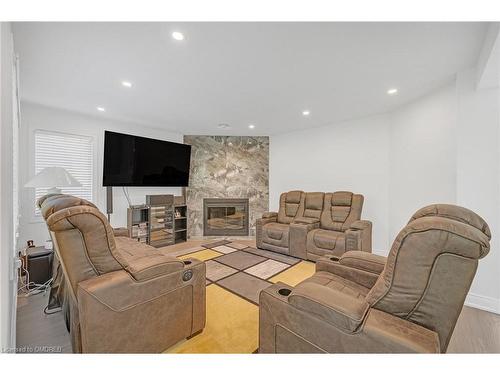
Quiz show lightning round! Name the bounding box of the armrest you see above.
[289,221,320,258]
[345,220,373,252]
[339,251,386,275]
[78,259,205,312]
[288,282,369,333]
[262,211,278,218]
[316,257,381,289]
[349,220,372,230]
[124,254,185,281]
[293,217,320,225]
[256,215,278,248]
[257,217,278,226]
[113,227,129,237]
[364,309,440,353]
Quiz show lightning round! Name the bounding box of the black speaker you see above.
[146,194,174,206]
[27,248,54,285]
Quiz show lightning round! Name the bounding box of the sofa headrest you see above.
[305,192,324,210]
[285,190,303,204]
[329,191,353,207]
[409,204,491,240]
[38,193,97,220]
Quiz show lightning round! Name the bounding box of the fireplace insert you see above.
[203,198,249,236]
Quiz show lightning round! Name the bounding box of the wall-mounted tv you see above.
[103,131,191,187]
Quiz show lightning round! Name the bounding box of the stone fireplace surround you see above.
[184,135,269,237]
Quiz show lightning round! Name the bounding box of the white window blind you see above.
[34,130,93,215]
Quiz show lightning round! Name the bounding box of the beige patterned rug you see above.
[165,240,315,353]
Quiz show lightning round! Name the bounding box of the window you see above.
[33,130,93,215]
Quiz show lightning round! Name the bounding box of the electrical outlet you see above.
[10,257,22,281]
[14,258,22,269]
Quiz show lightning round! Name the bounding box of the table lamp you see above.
[24,167,82,194]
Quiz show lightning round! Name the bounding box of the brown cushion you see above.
[301,270,370,299]
[39,193,96,220]
[320,192,363,232]
[286,190,303,204]
[331,191,353,206]
[293,217,320,225]
[46,206,122,275]
[303,192,324,219]
[339,251,386,274]
[262,222,290,248]
[278,191,305,224]
[289,281,369,333]
[313,229,345,250]
[410,204,491,239]
[262,211,278,218]
[265,222,289,240]
[125,254,184,281]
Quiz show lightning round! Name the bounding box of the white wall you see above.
[456,69,500,312]
[270,77,500,313]
[270,114,391,251]
[0,22,16,351]
[389,84,457,240]
[19,102,183,246]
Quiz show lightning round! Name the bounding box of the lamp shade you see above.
[25,167,82,189]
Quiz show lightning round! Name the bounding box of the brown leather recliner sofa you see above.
[256,190,372,260]
[259,204,491,353]
[38,194,206,353]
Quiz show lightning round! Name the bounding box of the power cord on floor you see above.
[17,253,60,316]
[43,305,62,315]
[17,260,53,297]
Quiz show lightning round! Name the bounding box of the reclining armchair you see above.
[39,194,206,353]
[259,204,491,353]
[256,190,305,256]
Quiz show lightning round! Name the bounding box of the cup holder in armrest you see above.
[183,260,192,265]
[278,288,292,297]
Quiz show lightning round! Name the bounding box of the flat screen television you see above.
[103,131,191,187]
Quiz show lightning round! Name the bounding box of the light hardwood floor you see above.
[16,239,500,353]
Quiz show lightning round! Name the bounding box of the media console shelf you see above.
[174,203,188,243]
[127,195,188,247]
[127,205,150,244]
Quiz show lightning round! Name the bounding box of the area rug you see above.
[164,240,315,354]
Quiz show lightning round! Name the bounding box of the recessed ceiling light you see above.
[248,124,255,129]
[122,81,132,88]
[218,123,230,129]
[387,88,398,95]
[172,31,185,41]
[302,110,310,116]
[96,107,106,112]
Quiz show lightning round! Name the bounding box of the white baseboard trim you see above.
[465,292,500,314]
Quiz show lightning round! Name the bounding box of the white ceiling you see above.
[13,22,487,135]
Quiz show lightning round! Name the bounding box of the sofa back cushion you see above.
[320,192,363,232]
[39,195,125,301]
[277,190,305,224]
[366,204,490,352]
[303,192,324,219]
